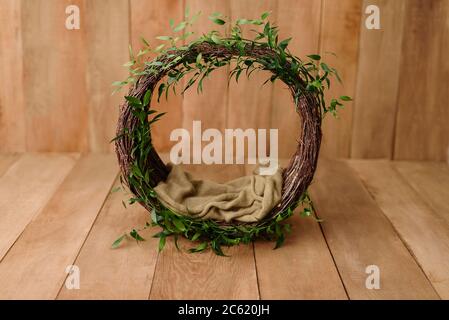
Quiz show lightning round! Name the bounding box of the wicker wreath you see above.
[113,14,347,254]
[116,42,322,212]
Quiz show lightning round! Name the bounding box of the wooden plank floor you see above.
[0,153,448,300]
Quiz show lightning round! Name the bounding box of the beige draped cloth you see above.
[154,164,283,223]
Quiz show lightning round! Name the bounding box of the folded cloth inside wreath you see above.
[154,164,283,223]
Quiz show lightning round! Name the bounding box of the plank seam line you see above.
[351,161,441,299]
[390,1,408,160]
[349,1,365,158]
[147,241,161,299]
[314,213,350,300]
[0,154,20,179]
[252,242,262,300]
[394,162,449,222]
[179,0,186,137]
[310,170,350,299]
[0,153,80,264]
[317,0,325,57]
[55,170,119,299]
[127,0,132,47]
[267,0,279,131]
[223,0,231,129]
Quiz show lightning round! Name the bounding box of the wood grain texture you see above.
[227,0,276,133]
[394,0,449,160]
[0,154,117,299]
[58,178,159,300]
[21,0,89,152]
[0,153,79,261]
[351,0,406,159]
[85,0,129,152]
[150,238,258,300]
[254,214,347,299]
[130,0,184,153]
[271,0,321,158]
[309,158,438,299]
[394,161,449,226]
[149,163,259,300]
[349,159,449,298]
[319,0,361,158]
[182,0,230,135]
[0,0,26,152]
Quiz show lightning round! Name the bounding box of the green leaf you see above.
[151,208,158,224]
[125,96,142,106]
[263,22,270,36]
[174,234,180,250]
[274,232,285,249]
[209,12,226,26]
[158,236,166,251]
[154,44,165,52]
[191,231,201,241]
[140,37,150,48]
[261,11,270,20]
[112,81,127,87]
[150,112,167,124]
[190,10,201,24]
[320,63,331,73]
[123,60,135,67]
[340,95,352,101]
[172,218,186,232]
[236,19,250,25]
[278,37,291,50]
[301,207,312,217]
[213,18,226,25]
[129,229,145,242]
[189,242,208,253]
[110,186,121,194]
[211,240,227,256]
[143,89,152,106]
[152,230,170,238]
[173,21,187,32]
[136,49,149,57]
[111,234,126,249]
[332,68,342,83]
[156,35,171,41]
[157,83,166,102]
[131,164,143,178]
[310,80,322,90]
[236,69,243,83]
[307,54,321,61]
[330,99,338,109]
[222,236,240,246]
[128,44,134,59]
[210,34,221,44]
[196,53,202,66]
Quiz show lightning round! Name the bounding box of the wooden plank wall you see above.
[0,0,448,160]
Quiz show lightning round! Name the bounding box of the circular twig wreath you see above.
[112,12,350,254]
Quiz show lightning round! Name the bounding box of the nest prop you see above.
[113,13,349,254]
